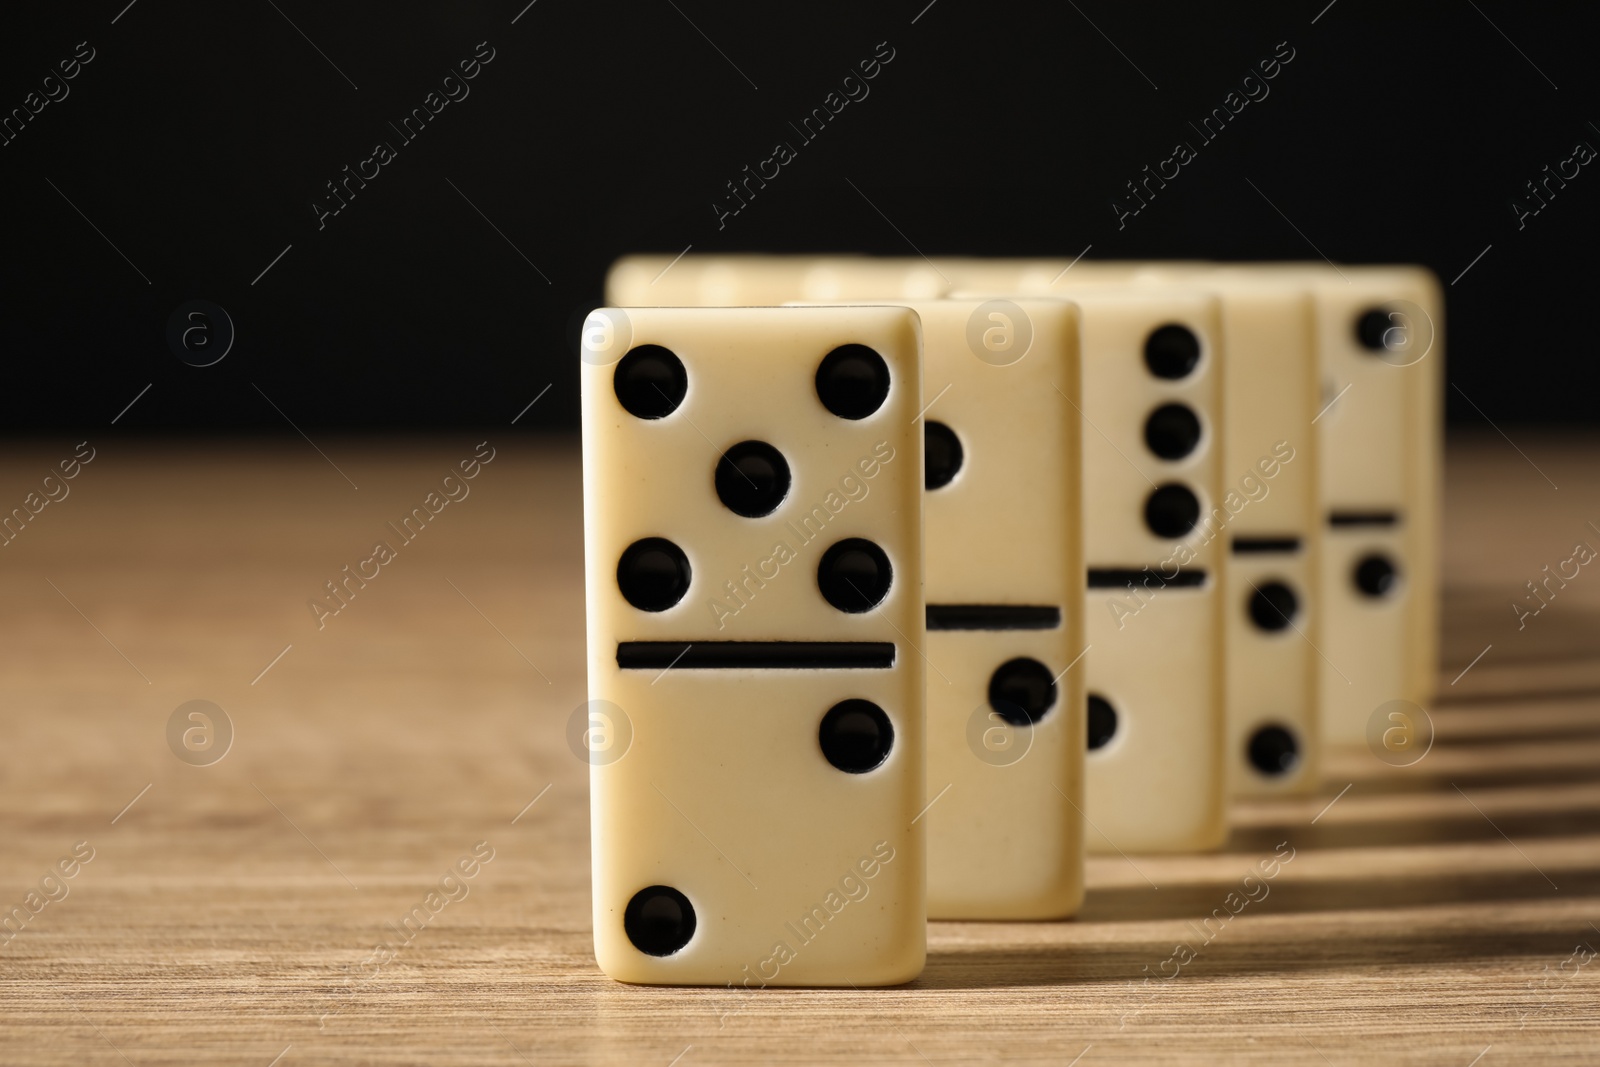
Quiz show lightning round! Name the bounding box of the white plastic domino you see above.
[581,304,927,985]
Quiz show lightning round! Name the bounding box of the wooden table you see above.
[1,432,1596,1065]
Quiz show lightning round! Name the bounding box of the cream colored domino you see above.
[796,296,1086,918]
[1067,287,1228,852]
[580,305,926,986]
[1268,265,1442,742]
[1396,269,1442,708]
[920,298,1086,913]
[1199,272,1320,794]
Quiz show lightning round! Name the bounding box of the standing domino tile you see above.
[920,297,1086,914]
[1200,272,1321,794]
[799,296,1086,918]
[580,305,927,986]
[1063,287,1229,852]
[1278,265,1442,742]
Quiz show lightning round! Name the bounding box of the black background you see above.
[3,0,1594,435]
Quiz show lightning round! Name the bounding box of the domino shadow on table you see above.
[915,918,1600,990]
[1074,862,1600,925]
[1344,763,1600,795]
[1225,802,1600,853]
[1436,596,1600,682]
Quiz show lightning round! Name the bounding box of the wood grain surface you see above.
[0,431,1597,1065]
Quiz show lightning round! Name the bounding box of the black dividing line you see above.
[1329,510,1400,528]
[926,604,1062,631]
[1087,567,1208,589]
[1232,536,1303,555]
[616,641,895,670]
